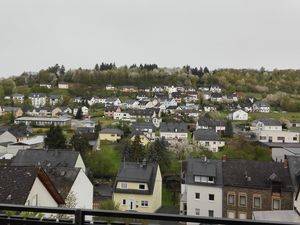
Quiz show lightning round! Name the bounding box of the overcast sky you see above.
[0,0,300,77]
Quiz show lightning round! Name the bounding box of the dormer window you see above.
[121,183,127,189]
[194,175,215,184]
[139,184,145,190]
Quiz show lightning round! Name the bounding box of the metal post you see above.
[75,209,83,225]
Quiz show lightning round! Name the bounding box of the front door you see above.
[128,199,134,210]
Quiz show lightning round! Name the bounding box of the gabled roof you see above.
[286,156,300,192]
[222,160,293,191]
[182,158,223,186]
[0,166,64,205]
[193,129,221,141]
[45,167,81,200]
[131,122,155,131]
[113,162,159,195]
[0,126,32,138]
[253,101,270,107]
[11,149,80,168]
[197,118,226,127]
[253,118,282,126]
[160,122,188,133]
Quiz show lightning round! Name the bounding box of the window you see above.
[293,137,298,141]
[200,176,208,182]
[272,198,281,210]
[122,199,126,205]
[141,200,149,207]
[139,184,145,190]
[209,194,215,201]
[253,195,261,209]
[208,210,214,217]
[208,176,214,183]
[227,193,235,205]
[205,141,209,146]
[120,183,127,189]
[195,193,200,199]
[277,137,285,141]
[195,208,200,216]
[194,176,201,182]
[239,194,247,206]
[260,136,266,140]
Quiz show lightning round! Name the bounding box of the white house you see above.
[257,130,299,144]
[180,158,223,218]
[49,95,61,106]
[193,129,225,152]
[227,109,248,121]
[113,112,133,121]
[12,93,25,104]
[253,101,270,113]
[0,166,64,207]
[40,83,52,89]
[73,106,89,117]
[58,82,69,89]
[29,93,47,108]
[105,97,122,107]
[251,118,282,131]
[160,122,188,140]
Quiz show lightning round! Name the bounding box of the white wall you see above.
[257,130,299,143]
[69,169,93,209]
[183,184,223,218]
[26,177,58,207]
[0,131,17,143]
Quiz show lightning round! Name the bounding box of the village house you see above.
[251,118,282,131]
[12,93,25,104]
[15,117,71,126]
[73,106,89,117]
[184,91,198,103]
[113,112,133,122]
[222,159,293,219]
[105,84,116,91]
[0,126,32,143]
[29,93,47,108]
[122,99,139,109]
[104,106,121,117]
[26,108,50,117]
[40,83,52,89]
[228,109,248,121]
[130,131,151,146]
[131,122,156,140]
[210,85,222,93]
[105,97,122,107]
[193,129,225,152]
[112,161,162,213]
[58,82,69,89]
[49,95,62,106]
[210,93,223,102]
[171,92,182,103]
[2,106,23,118]
[256,130,299,144]
[0,166,64,207]
[196,118,226,134]
[253,101,270,113]
[119,85,138,93]
[131,109,158,122]
[52,106,72,117]
[98,128,123,142]
[180,158,223,218]
[160,122,188,141]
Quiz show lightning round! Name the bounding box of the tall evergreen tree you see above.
[224,120,234,138]
[45,125,66,149]
[147,138,171,172]
[75,107,83,120]
[70,134,90,155]
[131,135,144,162]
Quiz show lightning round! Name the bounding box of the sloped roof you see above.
[99,128,124,135]
[160,122,188,133]
[0,126,32,138]
[286,155,300,192]
[253,118,282,126]
[193,129,221,141]
[11,149,80,168]
[222,159,293,191]
[182,158,223,186]
[113,162,159,195]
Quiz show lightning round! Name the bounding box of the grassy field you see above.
[249,112,300,121]
[162,185,179,208]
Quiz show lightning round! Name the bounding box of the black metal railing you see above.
[0,204,298,225]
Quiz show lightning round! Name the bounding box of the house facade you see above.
[193,129,225,152]
[113,162,162,213]
[228,109,248,121]
[160,122,188,140]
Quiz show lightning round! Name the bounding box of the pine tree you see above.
[131,135,144,162]
[224,120,233,138]
[45,125,66,149]
[75,107,83,120]
[70,134,90,155]
[95,64,100,71]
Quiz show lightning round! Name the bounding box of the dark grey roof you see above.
[49,95,61,99]
[253,118,282,126]
[0,166,38,204]
[193,129,221,141]
[0,126,32,138]
[113,162,158,195]
[223,160,293,191]
[260,142,300,148]
[11,149,80,168]
[99,128,124,135]
[197,118,226,128]
[45,167,80,200]
[131,109,156,117]
[160,122,188,133]
[253,101,270,107]
[131,122,155,131]
[2,106,22,113]
[182,158,223,186]
[286,156,300,192]
[211,93,223,98]
[29,93,46,98]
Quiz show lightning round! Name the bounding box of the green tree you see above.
[131,135,144,162]
[75,107,83,120]
[70,134,90,156]
[147,138,171,173]
[45,125,66,149]
[224,120,233,138]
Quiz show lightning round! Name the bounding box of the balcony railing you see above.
[0,204,298,225]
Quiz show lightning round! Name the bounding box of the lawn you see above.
[91,117,116,128]
[249,112,300,122]
[162,184,179,208]
[85,143,122,179]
